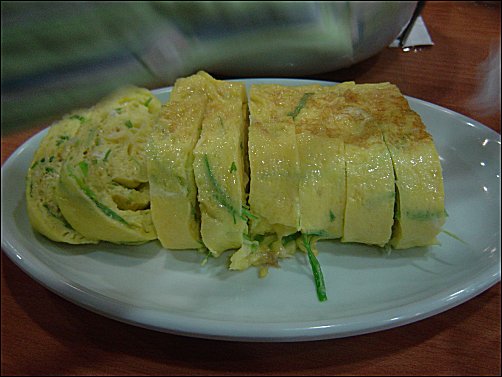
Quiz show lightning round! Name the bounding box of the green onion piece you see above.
[90,196,129,225]
[70,114,86,122]
[229,161,237,173]
[241,233,259,252]
[242,233,252,242]
[67,166,129,226]
[329,210,336,222]
[78,161,89,177]
[125,120,133,128]
[302,233,327,302]
[103,149,111,162]
[203,154,239,219]
[282,231,301,246]
[203,155,257,223]
[56,135,70,146]
[201,250,212,266]
[287,93,314,120]
[241,206,258,221]
[305,229,329,238]
[143,97,152,107]
[442,229,468,245]
[241,203,258,221]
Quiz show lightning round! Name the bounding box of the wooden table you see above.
[2,2,500,375]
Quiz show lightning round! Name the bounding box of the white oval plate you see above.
[2,78,500,342]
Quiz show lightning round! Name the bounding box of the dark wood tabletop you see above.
[2,2,500,375]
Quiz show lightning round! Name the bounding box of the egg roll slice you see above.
[147,72,209,249]
[342,130,395,246]
[57,86,161,244]
[246,84,304,239]
[386,121,446,248]
[26,111,98,244]
[330,83,396,246]
[293,88,346,239]
[340,82,446,248]
[232,84,336,270]
[193,74,249,256]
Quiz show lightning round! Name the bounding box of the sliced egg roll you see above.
[231,84,314,270]
[332,83,396,247]
[387,119,446,249]
[57,86,161,244]
[246,84,304,238]
[192,73,249,256]
[346,83,446,248]
[147,72,209,249]
[26,111,98,244]
[292,88,346,239]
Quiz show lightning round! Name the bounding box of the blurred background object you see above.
[1,1,417,131]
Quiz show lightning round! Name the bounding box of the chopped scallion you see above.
[103,149,111,162]
[56,135,70,146]
[201,250,212,266]
[229,161,237,173]
[302,233,327,302]
[329,210,336,222]
[78,161,89,177]
[203,154,239,221]
[282,231,301,246]
[442,229,468,245]
[70,114,86,122]
[68,166,129,226]
[287,93,314,120]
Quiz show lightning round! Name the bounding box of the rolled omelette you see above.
[26,73,445,259]
[244,83,395,248]
[26,110,98,244]
[57,86,161,244]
